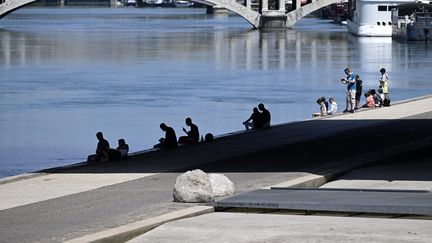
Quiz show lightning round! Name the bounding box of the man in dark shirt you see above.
[179,117,200,144]
[258,103,271,128]
[243,107,263,130]
[154,123,178,149]
[95,132,109,161]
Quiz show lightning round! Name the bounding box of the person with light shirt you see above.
[327,97,338,115]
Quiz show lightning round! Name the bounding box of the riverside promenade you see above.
[1,95,432,242]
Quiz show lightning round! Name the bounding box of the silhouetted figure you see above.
[243,107,263,130]
[93,131,110,162]
[321,96,329,111]
[178,117,200,144]
[204,133,214,142]
[258,103,271,128]
[116,138,129,160]
[154,123,178,149]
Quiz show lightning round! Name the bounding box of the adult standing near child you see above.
[341,67,356,113]
[355,74,363,109]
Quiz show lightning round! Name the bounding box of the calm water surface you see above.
[1,7,431,177]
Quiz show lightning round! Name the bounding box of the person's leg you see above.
[350,90,356,112]
[243,122,254,130]
[344,91,350,112]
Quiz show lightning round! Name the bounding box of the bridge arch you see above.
[286,0,344,27]
[0,0,37,19]
[1,0,343,29]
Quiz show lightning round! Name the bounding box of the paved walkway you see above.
[0,96,432,242]
[130,212,432,243]
[131,146,432,243]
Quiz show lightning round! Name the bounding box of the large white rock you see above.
[209,173,235,197]
[173,169,214,203]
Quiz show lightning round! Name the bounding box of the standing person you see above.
[327,97,338,115]
[341,67,356,113]
[154,123,178,149]
[95,132,110,162]
[243,107,263,130]
[312,97,327,118]
[355,74,363,109]
[258,103,271,128]
[178,117,200,144]
[379,68,389,95]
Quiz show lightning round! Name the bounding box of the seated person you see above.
[242,107,263,130]
[154,123,178,149]
[312,97,327,118]
[205,133,214,142]
[178,117,200,144]
[88,132,110,162]
[327,97,338,115]
[258,103,271,128]
[369,89,383,107]
[362,92,375,108]
[116,138,129,160]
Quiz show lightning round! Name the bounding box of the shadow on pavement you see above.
[40,117,432,184]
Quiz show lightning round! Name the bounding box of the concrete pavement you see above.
[1,95,432,242]
[130,212,432,243]
[130,148,432,243]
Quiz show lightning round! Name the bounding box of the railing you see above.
[0,0,6,4]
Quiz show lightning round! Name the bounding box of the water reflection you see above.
[1,8,432,178]
[2,27,351,71]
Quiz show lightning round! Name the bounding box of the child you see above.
[327,97,338,115]
[362,92,375,108]
[312,97,327,118]
[116,138,129,160]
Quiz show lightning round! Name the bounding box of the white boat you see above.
[347,0,415,36]
[174,0,193,7]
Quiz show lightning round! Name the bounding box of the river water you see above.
[0,7,431,178]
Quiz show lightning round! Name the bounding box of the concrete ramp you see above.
[213,188,432,215]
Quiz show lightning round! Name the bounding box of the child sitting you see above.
[362,92,375,108]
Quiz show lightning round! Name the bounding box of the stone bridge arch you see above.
[1,0,344,29]
[286,0,344,27]
[0,0,37,19]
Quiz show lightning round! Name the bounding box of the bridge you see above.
[0,0,343,28]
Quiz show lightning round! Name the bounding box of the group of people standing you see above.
[342,67,391,112]
[314,67,391,118]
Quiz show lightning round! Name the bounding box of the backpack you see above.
[383,94,391,107]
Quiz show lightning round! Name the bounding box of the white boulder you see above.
[209,173,235,197]
[173,169,214,203]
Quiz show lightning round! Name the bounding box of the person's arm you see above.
[243,114,253,124]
